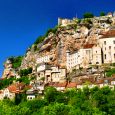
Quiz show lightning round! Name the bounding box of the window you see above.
[96,62,99,64]
[109,46,111,50]
[104,41,106,45]
[105,54,106,59]
[114,54,115,59]
[104,80,108,84]
[86,50,90,55]
[105,47,106,50]
[113,40,115,44]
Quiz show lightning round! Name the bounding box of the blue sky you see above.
[0,0,115,76]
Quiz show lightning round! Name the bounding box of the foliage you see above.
[34,36,45,45]
[16,76,30,85]
[0,86,114,115]
[33,44,38,51]
[83,12,94,18]
[100,12,106,16]
[33,26,58,51]
[44,86,58,103]
[8,56,23,69]
[40,77,45,82]
[44,26,58,37]
[34,26,58,45]
[111,63,115,66]
[105,68,115,77]
[19,67,32,76]
[0,77,16,90]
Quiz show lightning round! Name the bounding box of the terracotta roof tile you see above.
[96,79,104,84]
[83,44,94,49]
[80,77,95,84]
[7,83,25,93]
[0,90,3,94]
[66,82,77,88]
[100,30,115,38]
[57,82,67,87]
[8,85,17,93]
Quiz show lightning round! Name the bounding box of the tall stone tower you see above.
[57,40,64,65]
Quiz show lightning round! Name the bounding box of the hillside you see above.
[2,13,115,78]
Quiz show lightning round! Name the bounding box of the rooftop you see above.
[83,44,94,49]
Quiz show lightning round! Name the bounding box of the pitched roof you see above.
[48,82,77,88]
[66,82,77,88]
[96,79,104,84]
[57,82,67,87]
[8,85,17,93]
[96,76,115,84]
[100,29,115,38]
[83,44,94,49]
[7,83,25,93]
[0,90,3,94]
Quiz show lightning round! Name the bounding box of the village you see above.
[0,13,115,100]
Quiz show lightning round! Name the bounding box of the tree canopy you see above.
[83,12,94,18]
[0,86,114,115]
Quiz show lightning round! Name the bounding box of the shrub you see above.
[8,56,23,69]
[83,12,94,18]
[100,12,106,16]
[19,67,32,76]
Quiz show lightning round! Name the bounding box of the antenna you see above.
[76,12,78,18]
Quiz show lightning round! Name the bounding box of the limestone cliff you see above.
[2,14,115,78]
[21,14,115,69]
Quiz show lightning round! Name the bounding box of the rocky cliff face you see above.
[2,14,115,78]
[21,15,115,69]
[2,60,17,78]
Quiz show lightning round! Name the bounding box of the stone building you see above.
[36,63,66,83]
[99,30,115,64]
[36,55,52,64]
[66,43,102,70]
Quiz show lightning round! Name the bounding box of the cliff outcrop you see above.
[21,14,115,69]
[2,14,115,78]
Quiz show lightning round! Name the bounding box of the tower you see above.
[57,40,64,64]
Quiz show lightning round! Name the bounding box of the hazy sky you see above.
[0,0,115,76]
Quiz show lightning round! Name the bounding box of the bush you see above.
[0,77,16,90]
[106,68,115,77]
[0,87,114,114]
[19,67,32,76]
[34,36,45,45]
[8,56,23,69]
[100,12,106,16]
[83,12,94,18]
[34,26,58,46]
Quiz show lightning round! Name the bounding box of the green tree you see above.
[105,68,115,77]
[42,103,71,115]
[100,12,106,16]
[8,56,23,69]
[19,67,32,76]
[83,12,94,18]
[44,86,58,103]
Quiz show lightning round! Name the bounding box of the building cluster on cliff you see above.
[0,13,115,100]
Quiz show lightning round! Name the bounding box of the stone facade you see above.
[36,55,52,64]
[37,63,66,83]
[66,43,102,70]
[99,37,115,64]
